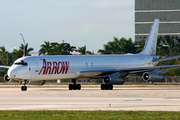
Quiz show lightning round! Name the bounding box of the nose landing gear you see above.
[21,80,30,91]
[21,86,27,91]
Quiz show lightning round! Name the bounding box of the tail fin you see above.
[139,19,159,55]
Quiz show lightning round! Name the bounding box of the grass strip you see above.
[0,110,180,120]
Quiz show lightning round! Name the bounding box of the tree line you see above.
[1,35,180,76]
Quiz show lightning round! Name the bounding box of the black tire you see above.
[69,84,73,90]
[77,84,81,90]
[73,84,76,90]
[24,86,27,91]
[109,84,113,90]
[21,86,23,91]
[101,84,105,90]
[105,84,109,90]
[21,86,27,91]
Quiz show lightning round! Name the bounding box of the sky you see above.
[0,0,134,53]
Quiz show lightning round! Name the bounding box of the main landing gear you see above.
[101,84,113,90]
[69,79,81,90]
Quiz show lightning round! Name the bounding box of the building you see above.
[135,0,180,43]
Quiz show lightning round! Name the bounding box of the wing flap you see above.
[77,69,117,77]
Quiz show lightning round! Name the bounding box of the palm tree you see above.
[55,43,76,55]
[39,41,52,55]
[135,40,146,54]
[0,46,6,55]
[76,45,86,55]
[98,37,135,54]
[156,35,177,57]
[163,35,177,56]
[11,49,22,62]
[0,46,8,65]
[19,43,34,56]
[76,45,92,55]
[98,44,112,54]
[156,36,168,57]
[118,37,135,54]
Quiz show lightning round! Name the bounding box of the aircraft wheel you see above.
[77,84,81,90]
[105,84,109,90]
[21,86,23,91]
[73,84,76,90]
[109,84,113,90]
[101,84,113,90]
[21,86,27,91]
[69,84,73,90]
[101,84,105,90]
[69,84,81,90]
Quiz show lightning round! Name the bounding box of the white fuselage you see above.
[8,54,157,81]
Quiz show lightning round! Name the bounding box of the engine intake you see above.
[142,72,164,82]
[4,74,12,83]
[103,72,125,85]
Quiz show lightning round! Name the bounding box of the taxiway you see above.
[0,85,180,111]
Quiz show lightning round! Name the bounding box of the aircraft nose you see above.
[8,69,18,78]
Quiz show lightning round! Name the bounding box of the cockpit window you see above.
[14,60,28,66]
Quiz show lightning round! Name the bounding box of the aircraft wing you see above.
[0,65,11,69]
[77,64,180,77]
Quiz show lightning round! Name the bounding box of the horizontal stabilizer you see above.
[153,55,180,62]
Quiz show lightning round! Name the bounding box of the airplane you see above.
[1,19,180,91]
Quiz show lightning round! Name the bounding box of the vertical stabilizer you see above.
[139,19,159,55]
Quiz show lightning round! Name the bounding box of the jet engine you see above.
[4,74,11,83]
[103,72,125,85]
[142,72,164,82]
